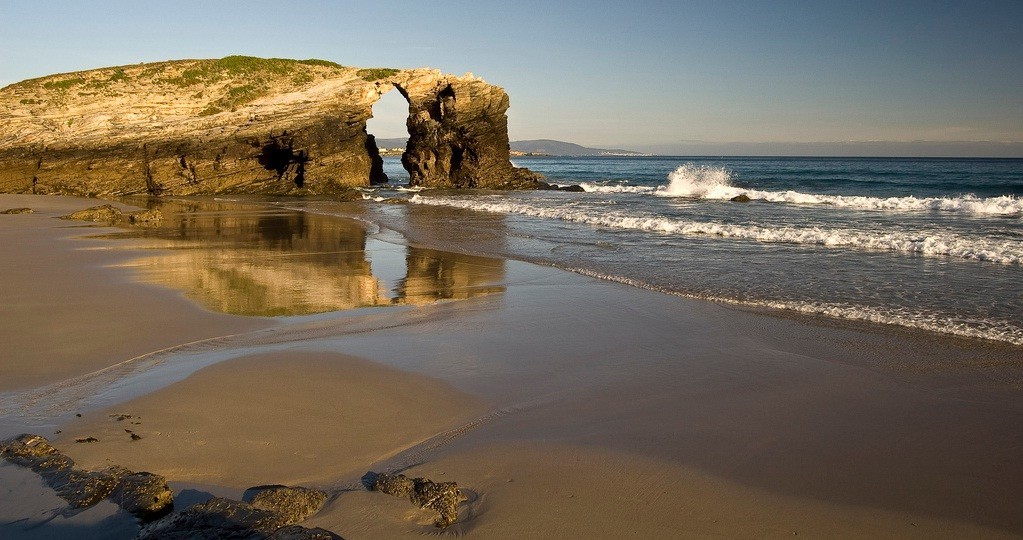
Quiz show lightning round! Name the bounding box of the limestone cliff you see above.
[0,56,541,196]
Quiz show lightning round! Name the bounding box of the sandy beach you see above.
[2,193,1023,538]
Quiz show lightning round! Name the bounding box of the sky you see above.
[2,0,1021,156]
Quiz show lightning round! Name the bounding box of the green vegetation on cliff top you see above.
[356,68,401,82]
[6,56,404,114]
[162,56,347,87]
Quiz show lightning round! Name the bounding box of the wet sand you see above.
[2,194,1023,538]
[0,195,270,392]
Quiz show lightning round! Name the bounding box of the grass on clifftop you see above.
[162,56,346,87]
[6,56,403,113]
[356,68,401,82]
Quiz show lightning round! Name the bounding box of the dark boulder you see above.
[730,193,752,202]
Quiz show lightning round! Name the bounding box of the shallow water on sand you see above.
[101,197,506,316]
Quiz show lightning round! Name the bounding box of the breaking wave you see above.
[582,163,1023,216]
[579,183,657,194]
[409,194,1023,265]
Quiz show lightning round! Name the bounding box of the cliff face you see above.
[0,56,540,196]
[394,71,541,189]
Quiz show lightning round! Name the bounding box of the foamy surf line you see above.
[409,195,1023,265]
[581,164,1023,217]
[568,268,1023,346]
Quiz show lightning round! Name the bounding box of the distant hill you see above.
[510,139,646,156]
[375,137,409,150]
[373,137,647,157]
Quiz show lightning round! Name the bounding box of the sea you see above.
[373,155,1023,346]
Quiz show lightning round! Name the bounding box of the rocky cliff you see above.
[0,56,541,196]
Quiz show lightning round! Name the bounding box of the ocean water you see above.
[378,156,1023,345]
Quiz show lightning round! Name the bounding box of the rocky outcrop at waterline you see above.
[0,434,174,519]
[0,56,542,197]
[61,204,163,226]
[137,490,337,540]
[1,434,341,537]
[370,472,464,528]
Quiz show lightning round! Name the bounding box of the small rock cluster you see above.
[137,486,337,540]
[0,434,173,520]
[1,207,33,214]
[372,472,464,527]
[61,204,163,226]
[3,433,470,536]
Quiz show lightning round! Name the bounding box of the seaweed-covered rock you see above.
[137,497,290,539]
[127,208,163,226]
[730,193,752,202]
[62,204,124,223]
[61,204,164,227]
[111,469,174,520]
[372,473,464,527]
[0,434,173,517]
[247,485,327,523]
[56,468,120,508]
[267,525,344,540]
[372,473,416,499]
[0,434,75,477]
[1,207,33,214]
[137,495,338,540]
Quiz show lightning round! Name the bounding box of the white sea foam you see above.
[579,183,656,194]
[580,163,1023,216]
[568,268,1023,346]
[409,194,1023,265]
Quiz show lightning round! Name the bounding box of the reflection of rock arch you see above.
[113,199,507,315]
[393,246,506,306]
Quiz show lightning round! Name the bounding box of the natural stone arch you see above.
[0,59,542,196]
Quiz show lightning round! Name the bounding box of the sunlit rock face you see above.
[0,57,541,197]
[393,70,544,189]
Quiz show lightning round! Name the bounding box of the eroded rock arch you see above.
[0,59,541,197]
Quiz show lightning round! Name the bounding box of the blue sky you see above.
[2,0,1021,155]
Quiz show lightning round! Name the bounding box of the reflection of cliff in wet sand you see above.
[105,198,505,315]
[398,247,506,306]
